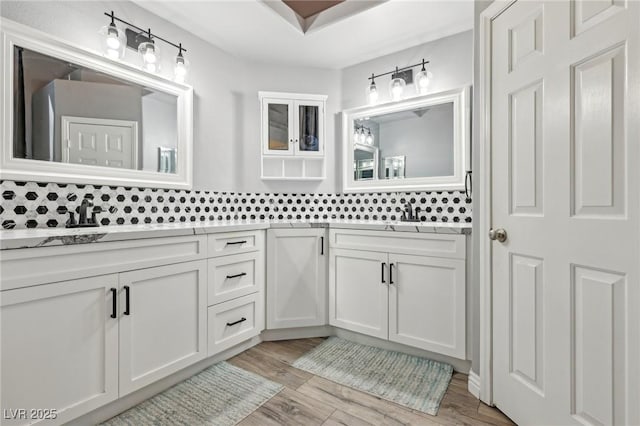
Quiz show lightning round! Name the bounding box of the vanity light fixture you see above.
[100,11,126,59]
[101,11,188,81]
[415,59,432,94]
[354,125,374,145]
[366,73,378,104]
[366,59,431,104]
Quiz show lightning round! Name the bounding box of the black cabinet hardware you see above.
[225,240,247,246]
[110,288,117,319]
[389,263,395,284]
[226,317,247,327]
[123,285,130,315]
[226,272,247,279]
[381,262,386,283]
[465,170,472,198]
[320,236,324,255]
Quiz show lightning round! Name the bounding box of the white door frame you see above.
[478,0,517,406]
[61,115,139,167]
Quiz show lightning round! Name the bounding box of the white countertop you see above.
[0,219,471,250]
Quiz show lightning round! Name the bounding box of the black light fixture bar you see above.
[368,59,429,80]
[104,11,187,53]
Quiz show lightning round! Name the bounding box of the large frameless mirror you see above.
[342,87,470,192]
[1,19,193,189]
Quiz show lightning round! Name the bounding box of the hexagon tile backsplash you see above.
[0,180,472,230]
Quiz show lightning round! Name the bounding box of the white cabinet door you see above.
[329,248,388,340]
[388,253,466,359]
[266,228,327,329]
[294,100,324,157]
[118,260,206,396]
[1,275,119,425]
[262,98,294,155]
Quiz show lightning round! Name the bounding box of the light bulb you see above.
[143,46,156,64]
[365,131,373,145]
[144,62,157,73]
[174,49,188,83]
[139,39,159,72]
[106,28,121,50]
[359,129,366,144]
[390,77,405,101]
[367,75,378,105]
[415,70,432,94]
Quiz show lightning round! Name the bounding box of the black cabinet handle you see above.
[226,272,247,279]
[110,288,117,319]
[381,262,386,283]
[465,170,472,198]
[225,240,247,246]
[390,263,395,284]
[320,236,324,255]
[123,285,130,315]
[226,317,247,327]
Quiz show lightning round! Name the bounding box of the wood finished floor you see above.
[228,338,515,426]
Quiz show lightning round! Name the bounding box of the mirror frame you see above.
[342,86,470,193]
[1,18,193,189]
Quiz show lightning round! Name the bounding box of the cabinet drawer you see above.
[329,229,465,259]
[208,252,264,305]
[208,293,264,356]
[207,230,264,257]
[1,235,206,291]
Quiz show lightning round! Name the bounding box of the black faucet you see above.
[66,199,100,228]
[401,202,421,222]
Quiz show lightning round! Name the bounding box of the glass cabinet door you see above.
[263,100,294,155]
[295,100,324,156]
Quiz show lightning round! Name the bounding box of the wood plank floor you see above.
[228,338,515,426]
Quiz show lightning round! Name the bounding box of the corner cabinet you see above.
[329,229,466,360]
[266,228,327,329]
[259,91,327,180]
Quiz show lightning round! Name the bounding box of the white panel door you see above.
[118,260,207,396]
[0,275,119,425]
[491,1,639,425]
[329,248,388,339]
[266,228,327,329]
[63,116,137,169]
[388,253,465,359]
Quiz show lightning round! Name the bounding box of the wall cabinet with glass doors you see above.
[259,91,327,180]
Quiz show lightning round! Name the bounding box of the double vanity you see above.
[0,220,469,425]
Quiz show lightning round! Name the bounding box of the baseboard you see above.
[68,336,262,426]
[468,370,481,399]
[261,325,334,341]
[334,328,471,373]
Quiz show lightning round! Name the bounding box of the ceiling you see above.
[282,0,344,19]
[133,0,473,69]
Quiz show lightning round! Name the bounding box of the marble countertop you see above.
[0,220,471,250]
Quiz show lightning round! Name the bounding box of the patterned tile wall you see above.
[0,180,472,229]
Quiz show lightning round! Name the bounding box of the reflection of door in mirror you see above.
[268,103,289,151]
[354,145,377,181]
[13,46,179,174]
[383,156,406,179]
[61,116,137,168]
[298,104,319,152]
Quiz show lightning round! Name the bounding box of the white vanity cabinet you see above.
[0,275,120,425]
[329,229,466,359]
[118,261,207,396]
[259,91,327,180]
[266,228,327,329]
[0,235,209,425]
[206,230,265,355]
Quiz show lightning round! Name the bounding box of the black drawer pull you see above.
[110,288,117,319]
[225,240,247,246]
[226,317,247,327]
[381,262,386,283]
[226,272,247,279]
[320,236,324,255]
[390,263,395,284]
[123,285,130,315]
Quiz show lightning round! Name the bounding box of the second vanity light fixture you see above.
[353,125,374,145]
[366,59,432,104]
[101,11,189,83]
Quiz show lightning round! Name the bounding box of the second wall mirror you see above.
[342,87,470,193]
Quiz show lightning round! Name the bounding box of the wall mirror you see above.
[1,19,193,189]
[342,87,470,192]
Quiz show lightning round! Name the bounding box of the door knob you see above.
[489,228,507,243]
